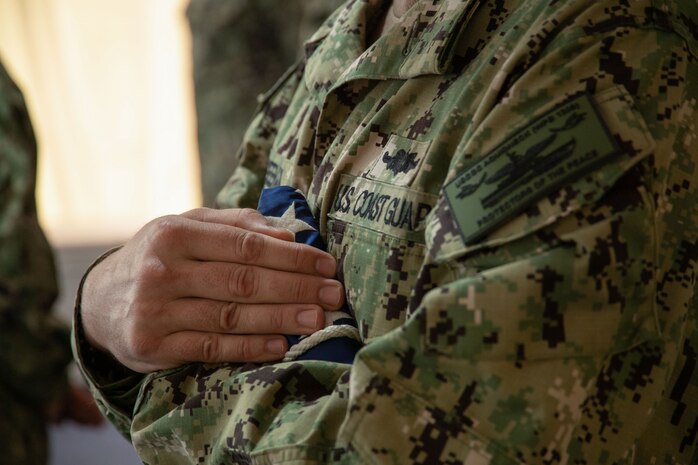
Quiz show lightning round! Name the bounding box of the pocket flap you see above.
[429,86,654,260]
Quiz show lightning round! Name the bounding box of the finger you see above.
[175,261,345,310]
[180,207,294,242]
[162,299,324,335]
[159,332,288,364]
[177,220,337,278]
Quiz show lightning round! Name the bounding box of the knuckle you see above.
[234,230,264,262]
[135,257,170,288]
[269,307,285,332]
[125,299,160,328]
[238,208,262,223]
[288,242,305,269]
[147,215,184,245]
[130,218,188,290]
[290,277,310,303]
[125,330,157,360]
[182,207,211,221]
[201,334,221,362]
[227,265,258,299]
[218,302,242,332]
[126,301,147,322]
[121,304,165,362]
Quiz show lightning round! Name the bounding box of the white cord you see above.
[283,325,362,362]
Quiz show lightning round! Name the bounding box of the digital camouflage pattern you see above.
[76,0,698,463]
[0,62,72,465]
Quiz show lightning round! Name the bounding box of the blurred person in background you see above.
[187,0,343,205]
[0,61,103,465]
[74,0,698,464]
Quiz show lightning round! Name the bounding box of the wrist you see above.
[77,246,123,354]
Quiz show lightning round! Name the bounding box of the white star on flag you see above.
[266,202,316,234]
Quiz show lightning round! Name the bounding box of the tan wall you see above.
[0,0,201,246]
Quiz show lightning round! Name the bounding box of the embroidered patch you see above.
[444,93,620,244]
[330,174,437,242]
[367,134,431,187]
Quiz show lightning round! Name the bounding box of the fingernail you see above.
[266,339,285,355]
[297,309,319,329]
[316,257,336,277]
[319,283,342,307]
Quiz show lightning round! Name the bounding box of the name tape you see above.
[329,175,437,242]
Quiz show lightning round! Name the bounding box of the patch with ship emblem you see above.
[444,93,620,244]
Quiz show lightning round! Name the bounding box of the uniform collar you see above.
[303,0,481,94]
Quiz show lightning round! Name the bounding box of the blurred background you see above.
[0,0,340,463]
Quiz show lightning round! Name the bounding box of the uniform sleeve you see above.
[82,17,698,465]
[71,246,143,437]
[0,62,71,408]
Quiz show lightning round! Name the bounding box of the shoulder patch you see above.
[444,93,620,244]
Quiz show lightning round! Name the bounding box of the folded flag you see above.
[257,186,362,364]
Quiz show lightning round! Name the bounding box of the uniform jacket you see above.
[0,62,71,465]
[75,0,698,463]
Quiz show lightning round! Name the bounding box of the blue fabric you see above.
[257,186,360,364]
[257,186,325,249]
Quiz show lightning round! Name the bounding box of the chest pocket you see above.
[327,218,427,342]
[327,164,439,341]
[319,112,442,341]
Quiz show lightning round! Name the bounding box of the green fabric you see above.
[76,0,698,463]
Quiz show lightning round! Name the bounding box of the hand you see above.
[80,208,344,373]
[45,385,104,425]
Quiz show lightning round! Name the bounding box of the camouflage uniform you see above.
[0,62,72,465]
[75,0,698,463]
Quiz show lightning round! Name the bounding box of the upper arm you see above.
[350,18,698,464]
